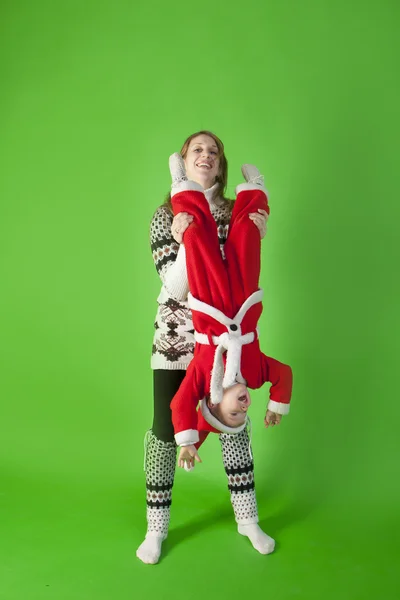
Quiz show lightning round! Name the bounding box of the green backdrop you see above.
[1,0,399,598]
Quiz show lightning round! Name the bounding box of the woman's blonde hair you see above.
[163,130,230,212]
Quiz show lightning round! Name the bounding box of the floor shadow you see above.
[258,496,318,544]
[160,494,319,561]
[160,503,232,560]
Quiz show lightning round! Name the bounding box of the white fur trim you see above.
[222,336,244,388]
[235,182,268,197]
[194,329,258,347]
[224,324,258,391]
[234,290,263,324]
[188,293,233,327]
[189,290,263,330]
[175,429,200,446]
[171,180,204,198]
[210,343,226,405]
[200,399,247,434]
[267,400,290,415]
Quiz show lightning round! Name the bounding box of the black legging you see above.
[152,369,186,442]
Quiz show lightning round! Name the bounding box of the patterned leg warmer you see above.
[145,430,177,538]
[219,429,259,525]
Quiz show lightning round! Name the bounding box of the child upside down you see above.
[168,155,293,468]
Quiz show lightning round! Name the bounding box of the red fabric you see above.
[171,190,234,327]
[170,188,292,439]
[225,189,268,309]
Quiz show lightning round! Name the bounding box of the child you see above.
[168,154,293,467]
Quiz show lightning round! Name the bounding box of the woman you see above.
[136,131,269,565]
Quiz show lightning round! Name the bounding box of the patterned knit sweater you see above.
[150,184,233,370]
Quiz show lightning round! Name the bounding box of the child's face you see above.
[209,383,251,428]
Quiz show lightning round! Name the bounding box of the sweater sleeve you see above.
[259,354,293,415]
[150,206,189,301]
[170,361,206,446]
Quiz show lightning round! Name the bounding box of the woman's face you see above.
[184,134,220,189]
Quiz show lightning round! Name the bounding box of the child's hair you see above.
[162,130,231,212]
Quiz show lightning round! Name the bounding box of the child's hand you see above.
[264,410,282,428]
[178,445,202,470]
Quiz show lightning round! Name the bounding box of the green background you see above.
[0,0,399,598]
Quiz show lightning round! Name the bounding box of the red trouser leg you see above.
[224,189,269,312]
[171,190,234,320]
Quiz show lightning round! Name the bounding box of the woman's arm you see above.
[150,206,190,301]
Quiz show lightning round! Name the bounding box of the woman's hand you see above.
[178,445,202,469]
[264,410,282,428]
[249,209,269,239]
[171,212,194,244]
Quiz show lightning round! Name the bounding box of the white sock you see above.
[169,152,187,185]
[241,164,264,186]
[136,532,166,565]
[238,523,275,555]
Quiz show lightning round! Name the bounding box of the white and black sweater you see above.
[150,184,233,370]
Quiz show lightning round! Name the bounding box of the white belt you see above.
[188,289,263,405]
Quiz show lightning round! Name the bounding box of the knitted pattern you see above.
[150,206,181,279]
[150,202,232,370]
[145,431,177,536]
[219,429,259,525]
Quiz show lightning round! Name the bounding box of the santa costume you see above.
[169,160,293,448]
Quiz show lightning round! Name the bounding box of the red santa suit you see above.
[170,180,293,447]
